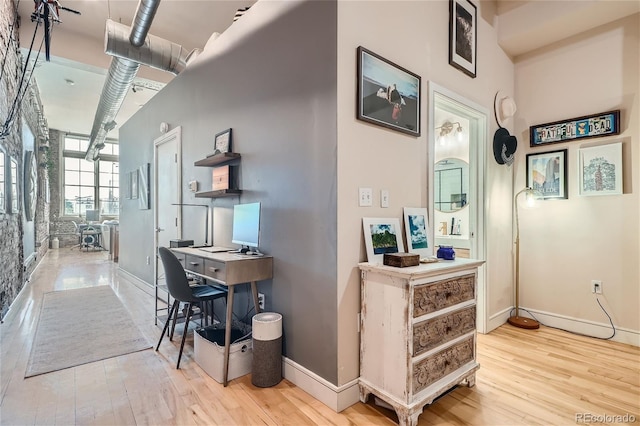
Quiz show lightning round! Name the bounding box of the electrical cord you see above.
[510,295,616,340]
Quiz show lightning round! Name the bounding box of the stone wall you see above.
[0,0,50,319]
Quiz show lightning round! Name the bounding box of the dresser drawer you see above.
[204,259,226,282]
[412,335,475,393]
[185,255,205,275]
[173,252,186,267]
[413,306,476,356]
[413,274,475,317]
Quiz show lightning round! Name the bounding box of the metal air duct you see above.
[85,0,161,161]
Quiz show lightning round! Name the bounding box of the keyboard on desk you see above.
[197,246,235,253]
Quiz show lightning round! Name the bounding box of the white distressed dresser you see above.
[358,258,485,426]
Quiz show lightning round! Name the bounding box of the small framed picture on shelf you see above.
[403,207,432,258]
[214,128,232,154]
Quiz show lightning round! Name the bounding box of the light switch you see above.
[359,187,373,207]
[381,189,389,208]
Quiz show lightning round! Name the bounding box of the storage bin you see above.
[194,326,252,383]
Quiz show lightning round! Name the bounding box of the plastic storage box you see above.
[193,326,252,383]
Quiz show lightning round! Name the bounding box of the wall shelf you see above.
[194,152,241,167]
[195,189,242,198]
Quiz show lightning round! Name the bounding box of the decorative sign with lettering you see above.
[529,110,620,147]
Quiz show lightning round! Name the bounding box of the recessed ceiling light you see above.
[64,78,75,86]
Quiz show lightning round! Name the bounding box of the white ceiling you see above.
[17,0,257,135]
[15,0,638,137]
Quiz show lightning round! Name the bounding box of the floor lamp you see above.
[507,187,540,329]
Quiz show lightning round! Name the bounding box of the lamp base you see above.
[507,316,540,329]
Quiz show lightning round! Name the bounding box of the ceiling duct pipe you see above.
[85,0,160,161]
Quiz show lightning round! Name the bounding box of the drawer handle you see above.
[189,262,199,266]
[208,267,218,272]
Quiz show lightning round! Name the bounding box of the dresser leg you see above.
[397,407,422,426]
[464,372,476,387]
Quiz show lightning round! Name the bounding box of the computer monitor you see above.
[232,202,261,253]
[85,209,100,222]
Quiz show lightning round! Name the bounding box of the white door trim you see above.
[428,81,489,333]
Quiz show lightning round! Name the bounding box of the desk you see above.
[170,247,273,386]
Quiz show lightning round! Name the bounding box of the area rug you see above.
[25,285,151,378]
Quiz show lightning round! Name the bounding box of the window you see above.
[62,136,119,217]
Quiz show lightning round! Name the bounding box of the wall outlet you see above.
[146,256,150,265]
[359,187,373,207]
[258,292,265,310]
[591,280,603,294]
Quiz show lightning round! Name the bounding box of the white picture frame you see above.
[579,142,623,196]
[403,207,432,258]
[362,217,404,264]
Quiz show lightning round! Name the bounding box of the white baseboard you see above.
[117,268,154,297]
[487,306,639,347]
[282,357,360,412]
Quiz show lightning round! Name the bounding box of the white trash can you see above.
[251,312,282,387]
[51,237,59,249]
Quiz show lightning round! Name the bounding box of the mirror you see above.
[434,158,469,212]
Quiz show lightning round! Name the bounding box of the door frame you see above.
[428,82,489,333]
[154,126,182,287]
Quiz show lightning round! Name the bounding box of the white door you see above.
[154,126,182,285]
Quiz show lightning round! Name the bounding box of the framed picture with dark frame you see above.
[357,46,421,137]
[449,0,477,78]
[526,149,568,200]
[214,128,232,154]
[529,110,620,147]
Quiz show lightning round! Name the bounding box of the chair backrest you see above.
[158,247,197,303]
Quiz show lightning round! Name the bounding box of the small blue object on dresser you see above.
[437,245,456,260]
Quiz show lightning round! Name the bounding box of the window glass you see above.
[62,136,119,217]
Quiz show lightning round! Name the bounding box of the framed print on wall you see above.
[579,142,623,196]
[403,207,432,258]
[138,163,150,209]
[449,0,477,78]
[526,149,568,200]
[9,156,19,213]
[362,217,405,264]
[357,46,421,136]
[530,110,620,147]
[131,170,139,200]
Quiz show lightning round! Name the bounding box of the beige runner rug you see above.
[25,285,151,378]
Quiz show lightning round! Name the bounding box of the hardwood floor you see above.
[1,248,638,425]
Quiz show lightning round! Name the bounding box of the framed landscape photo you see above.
[214,128,232,154]
[579,142,623,196]
[362,217,405,264]
[138,163,150,209]
[357,46,421,137]
[403,207,432,258]
[530,110,620,147]
[449,0,477,78]
[130,170,139,200]
[526,149,568,200]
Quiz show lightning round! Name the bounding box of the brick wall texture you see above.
[1,0,50,319]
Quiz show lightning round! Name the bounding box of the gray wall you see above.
[119,0,339,383]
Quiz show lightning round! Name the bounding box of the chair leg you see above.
[177,303,193,369]
[156,300,179,351]
[169,301,181,341]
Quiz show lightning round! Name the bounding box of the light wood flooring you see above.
[1,248,638,425]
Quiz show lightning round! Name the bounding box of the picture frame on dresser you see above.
[362,217,404,264]
[403,207,432,258]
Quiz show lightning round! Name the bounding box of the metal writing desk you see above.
[170,247,273,386]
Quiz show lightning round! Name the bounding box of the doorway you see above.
[154,126,182,290]
[428,82,488,332]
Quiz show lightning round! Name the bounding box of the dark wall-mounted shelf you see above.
[195,189,242,198]
[194,152,241,167]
